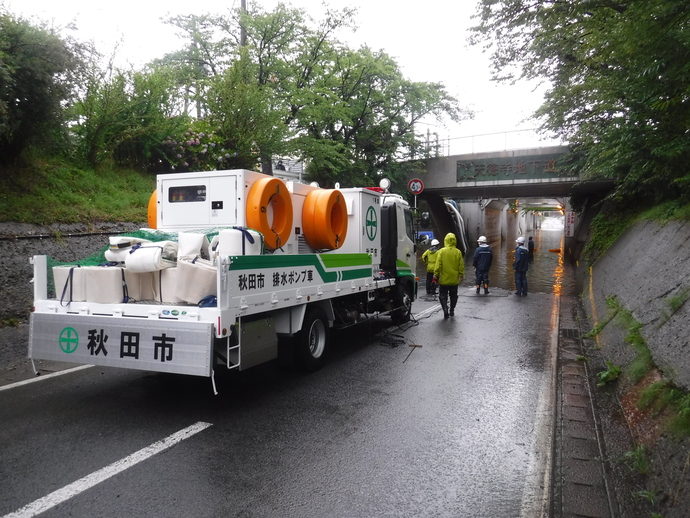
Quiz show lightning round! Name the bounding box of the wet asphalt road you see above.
[0,283,559,518]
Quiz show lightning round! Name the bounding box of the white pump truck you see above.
[28,170,417,389]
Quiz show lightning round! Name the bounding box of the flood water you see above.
[475,225,574,296]
[418,218,577,297]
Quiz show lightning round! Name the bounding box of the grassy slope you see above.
[582,200,690,265]
[0,158,155,225]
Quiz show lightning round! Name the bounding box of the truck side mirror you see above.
[420,212,431,229]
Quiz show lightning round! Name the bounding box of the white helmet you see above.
[431,239,440,246]
[477,236,487,243]
[516,236,525,244]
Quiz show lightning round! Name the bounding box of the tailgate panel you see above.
[29,313,213,377]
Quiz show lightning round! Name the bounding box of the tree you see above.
[0,11,81,163]
[232,4,466,184]
[157,14,234,118]
[206,49,290,170]
[470,0,690,205]
[70,62,188,170]
[294,46,464,188]
[154,4,468,182]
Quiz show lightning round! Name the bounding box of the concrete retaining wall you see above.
[583,219,690,390]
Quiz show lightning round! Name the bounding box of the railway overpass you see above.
[408,145,614,255]
[413,145,612,199]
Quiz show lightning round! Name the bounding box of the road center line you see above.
[0,365,94,393]
[2,421,213,518]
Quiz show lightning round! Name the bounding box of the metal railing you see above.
[418,128,567,158]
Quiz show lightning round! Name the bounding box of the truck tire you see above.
[391,282,413,325]
[295,306,329,371]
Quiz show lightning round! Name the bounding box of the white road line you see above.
[2,421,213,518]
[0,365,94,393]
[413,305,441,318]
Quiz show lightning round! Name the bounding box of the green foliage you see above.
[637,380,690,437]
[628,346,654,385]
[638,380,682,415]
[70,64,188,170]
[1,4,467,182]
[585,295,620,338]
[634,489,655,504]
[162,120,233,171]
[668,410,690,438]
[669,291,690,313]
[617,308,653,383]
[597,360,621,386]
[229,4,467,184]
[0,317,20,328]
[207,50,289,171]
[582,209,636,264]
[639,201,690,224]
[0,11,81,163]
[158,13,232,117]
[471,0,690,207]
[677,394,690,418]
[593,295,653,382]
[624,445,649,475]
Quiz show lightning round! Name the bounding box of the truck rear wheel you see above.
[295,306,329,371]
[391,283,413,325]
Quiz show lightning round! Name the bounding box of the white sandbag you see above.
[104,236,152,263]
[178,232,210,259]
[213,227,263,258]
[53,266,153,305]
[138,271,158,301]
[83,266,131,303]
[53,266,86,304]
[53,265,156,304]
[159,268,184,303]
[175,256,217,304]
[124,241,178,273]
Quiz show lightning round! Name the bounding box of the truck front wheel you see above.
[391,283,413,325]
[295,306,329,371]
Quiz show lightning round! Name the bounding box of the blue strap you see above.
[233,226,255,255]
[59,266,79,307]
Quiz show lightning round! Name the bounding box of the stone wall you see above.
[0,223,141,322]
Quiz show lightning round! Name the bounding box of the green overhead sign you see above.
[456,152,571,183]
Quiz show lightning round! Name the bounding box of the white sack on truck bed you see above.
[53,265,156,304]
[124,241,178,272]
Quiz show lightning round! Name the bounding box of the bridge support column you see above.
[420,192,457,241]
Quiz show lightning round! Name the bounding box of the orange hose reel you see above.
[246,177,294,249]
[147,190,157,229]
[302,189,348,250]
